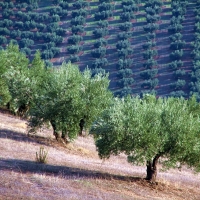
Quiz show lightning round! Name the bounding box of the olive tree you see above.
[0,43,29,109]
[3,49,48,116]
[28,62,112,142]
[90,95,200,183]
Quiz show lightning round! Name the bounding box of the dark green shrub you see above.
[117,68,133,78]
[170,16,185,24]
[20,47,31,56]
[169,90,186,98]
[99,2,114,12]
[51,47,60,56]
[117,59,133,69]
[170,79,186,90]
[93,28,108,38]
[174,69,186,79]
[0,28,10,36]
[72,9,88,18]
[92,58,108,68]
[118,48,133,59]
[140,69,158,79]
[41,50,54,59]
[2,19,13,27]
[118,32,132,40]
[118,77,134,87]
[146,32,156,40]
[98,20,109,28]
[42,42,56,50]
[59,2,69,9]
[94,38,107,48]
[92,67,106,76]
[143,59,157,69]
[21,31,34,39]
[123,4,138,12]
[71,25,84,34]
[146,14,160,23]
[10,30,21,39]
[0,36,7,45]
[19,38,34,48]
[170,40,186,50]
[116,40,130,50]
[168,24,183,33]
[169,33,183,42]
[142,41,156,50]
[145,6,162,15]
[91,47,106,58]
[145,0,163,8]
[143,49,157,59]
[71,16,86,26]
[51,14,60,22]
[69,55,80,63]
[120,12,135,22]
[191,69,200,81]
[68,35,83,45]
[172,8,186,17]
[141,78,159,89]
[120,86,132,97]
[119,22,132,31]
[67,45,82,54]
[143,23,159,32]
[170,50,183,60]
[169,60,183,69]
[95,11,113,20]
[73,0,89,9]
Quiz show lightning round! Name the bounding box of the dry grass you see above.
[1,112,200,200]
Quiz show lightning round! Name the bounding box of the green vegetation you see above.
[91,94,200,182]
[0,44,112,142]
[1,43,200,185]
[36,147,48,164]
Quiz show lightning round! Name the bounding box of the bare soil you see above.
[0,111,200,200]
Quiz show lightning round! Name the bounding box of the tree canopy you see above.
[28,63,112,142]
[90,95,200,182]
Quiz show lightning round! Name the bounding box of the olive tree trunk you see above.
[146,154,160,182]
[50,120,60,140]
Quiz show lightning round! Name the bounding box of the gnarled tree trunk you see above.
[50,120,60,140]
[146,154,160,183]
[79,118,85,136]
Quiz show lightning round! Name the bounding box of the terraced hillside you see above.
[0,0,199,97]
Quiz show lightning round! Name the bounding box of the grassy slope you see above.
[0,0,197,96]
[0,112,200,200]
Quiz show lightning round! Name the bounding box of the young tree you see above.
[28,62,112,141]
[90,95,200,183]
[0,43,29,112]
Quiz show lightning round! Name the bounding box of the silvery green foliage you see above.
[28,62,112,141]
[91,95,200,172]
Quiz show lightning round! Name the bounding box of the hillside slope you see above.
[0,112,200,200]
[0,0,198,97]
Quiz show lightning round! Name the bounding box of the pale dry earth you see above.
[0,111,200,200]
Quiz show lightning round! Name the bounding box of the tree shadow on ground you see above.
[0,158,142,183]
[0,128,53,147]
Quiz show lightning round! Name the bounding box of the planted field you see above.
[0,0,199,97]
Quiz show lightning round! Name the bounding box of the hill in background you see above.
[0,0,199,97]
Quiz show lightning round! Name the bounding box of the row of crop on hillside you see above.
[0,0,71,64]
[90,0,113,76]
[190,0,200,100]
[113,0,140,97]
[67,0,90,63]
[139,0,163,96]
[167,0,188,98]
